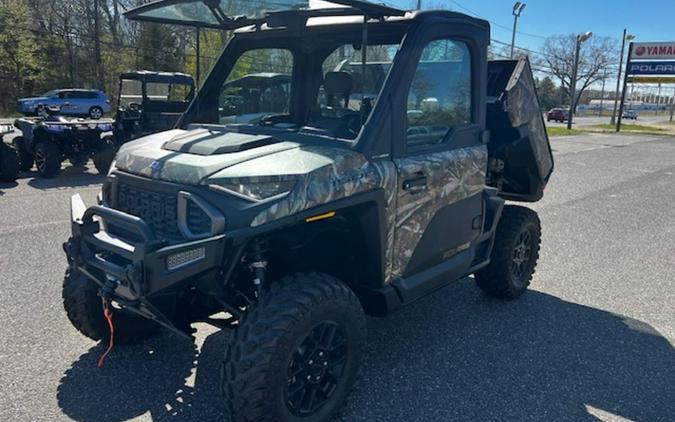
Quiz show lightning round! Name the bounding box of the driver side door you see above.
[391,37,487,278]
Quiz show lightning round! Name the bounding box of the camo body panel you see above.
[249,145,486,282]
[390,145,487,279]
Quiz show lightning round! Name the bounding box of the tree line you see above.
[0,0,619,115]
[0,0,225,113]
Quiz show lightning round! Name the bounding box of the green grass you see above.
[547,127,580,137]
[584,123,671,136]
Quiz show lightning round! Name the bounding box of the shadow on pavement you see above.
[25,166,104,190]
[0,181,18,195]
[57,330,226,422]
[57,280,675,422]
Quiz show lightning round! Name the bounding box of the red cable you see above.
[97,307,115,368]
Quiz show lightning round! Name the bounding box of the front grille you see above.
[115,183,182,240]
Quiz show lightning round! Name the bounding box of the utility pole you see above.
[93,0,103,90]
[656,83,662,116]
[611,29,635,125]
[616,41,634,132]
[568,32,593,130]
[196,27,201,88]
[510,2,526,58]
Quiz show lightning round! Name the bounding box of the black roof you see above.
[124,0,406,30]
[119,70,195,85]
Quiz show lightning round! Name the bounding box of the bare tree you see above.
[539,34,618,107]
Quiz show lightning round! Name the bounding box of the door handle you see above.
[402,174,427,191]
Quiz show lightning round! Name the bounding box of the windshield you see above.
[42,90,59,98]
[219,49,294,124]
[192,38,401,140]
[119,79,143,107]
[147,82,193,102]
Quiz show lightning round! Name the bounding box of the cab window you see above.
[406,39,472,147]
[312,43,398,139]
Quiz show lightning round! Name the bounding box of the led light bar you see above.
[166,247,206,271]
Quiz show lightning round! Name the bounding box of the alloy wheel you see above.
[285,321,348,417]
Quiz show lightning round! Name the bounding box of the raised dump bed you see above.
[487,57,554,202]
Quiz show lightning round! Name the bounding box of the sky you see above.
[387,0,675,59]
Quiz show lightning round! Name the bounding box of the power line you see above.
[448,0,547,40]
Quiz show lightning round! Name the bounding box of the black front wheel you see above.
[12,136,34,171]
[0,143,20,182]
[475,205,541,299]
[93,136,117,175]
[62,269,158,342]
[222,273,366,422]
[34,142,61,178]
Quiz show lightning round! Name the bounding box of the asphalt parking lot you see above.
[1,132,674,421]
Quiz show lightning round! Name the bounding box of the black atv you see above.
[63,2,553,421]
[114,70,195,143]
[13,107,117,178]
[0,124,20,182]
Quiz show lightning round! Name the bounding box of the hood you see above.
[114,127,318,185]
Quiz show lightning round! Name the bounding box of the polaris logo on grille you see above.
[150,160,163,177]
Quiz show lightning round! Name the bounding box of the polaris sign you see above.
[628,61,675,75]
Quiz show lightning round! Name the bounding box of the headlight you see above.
[210,179,297,201]
[107,160,117,176]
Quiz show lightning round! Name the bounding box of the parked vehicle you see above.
[63,2,553,421]
[0,124,20,182]
[13,108,117,178]
[546,107,569,122]
[622,110,639,120]
[17,89,111,119]
[115,70,195,142]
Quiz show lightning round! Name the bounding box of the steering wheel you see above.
[128,102,141,111]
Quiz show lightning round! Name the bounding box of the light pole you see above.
[611,30,635,125]
[598,68,608,117]
[567,31,593,130]
[510,2,526,58]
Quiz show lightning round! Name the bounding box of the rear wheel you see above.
[0,143,20,182]
[62,269,158,342]
[12,136,33,171]
[93,136,116,175]
[475,205,541,299]
[89,106,103,119]
[222,273,366,422]
[34,142,61,178]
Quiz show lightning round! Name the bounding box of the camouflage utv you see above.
[62,1,553,421]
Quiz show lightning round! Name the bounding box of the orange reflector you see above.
[305,211,336,223]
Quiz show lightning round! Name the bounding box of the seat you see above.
[324,71,353,108]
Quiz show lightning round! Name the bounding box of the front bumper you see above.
[64,194,227,304]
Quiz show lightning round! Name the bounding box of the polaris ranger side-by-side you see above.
[114,70,195,143]
[62,1,553,421]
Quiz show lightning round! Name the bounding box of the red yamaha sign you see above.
[631,42,675,60]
